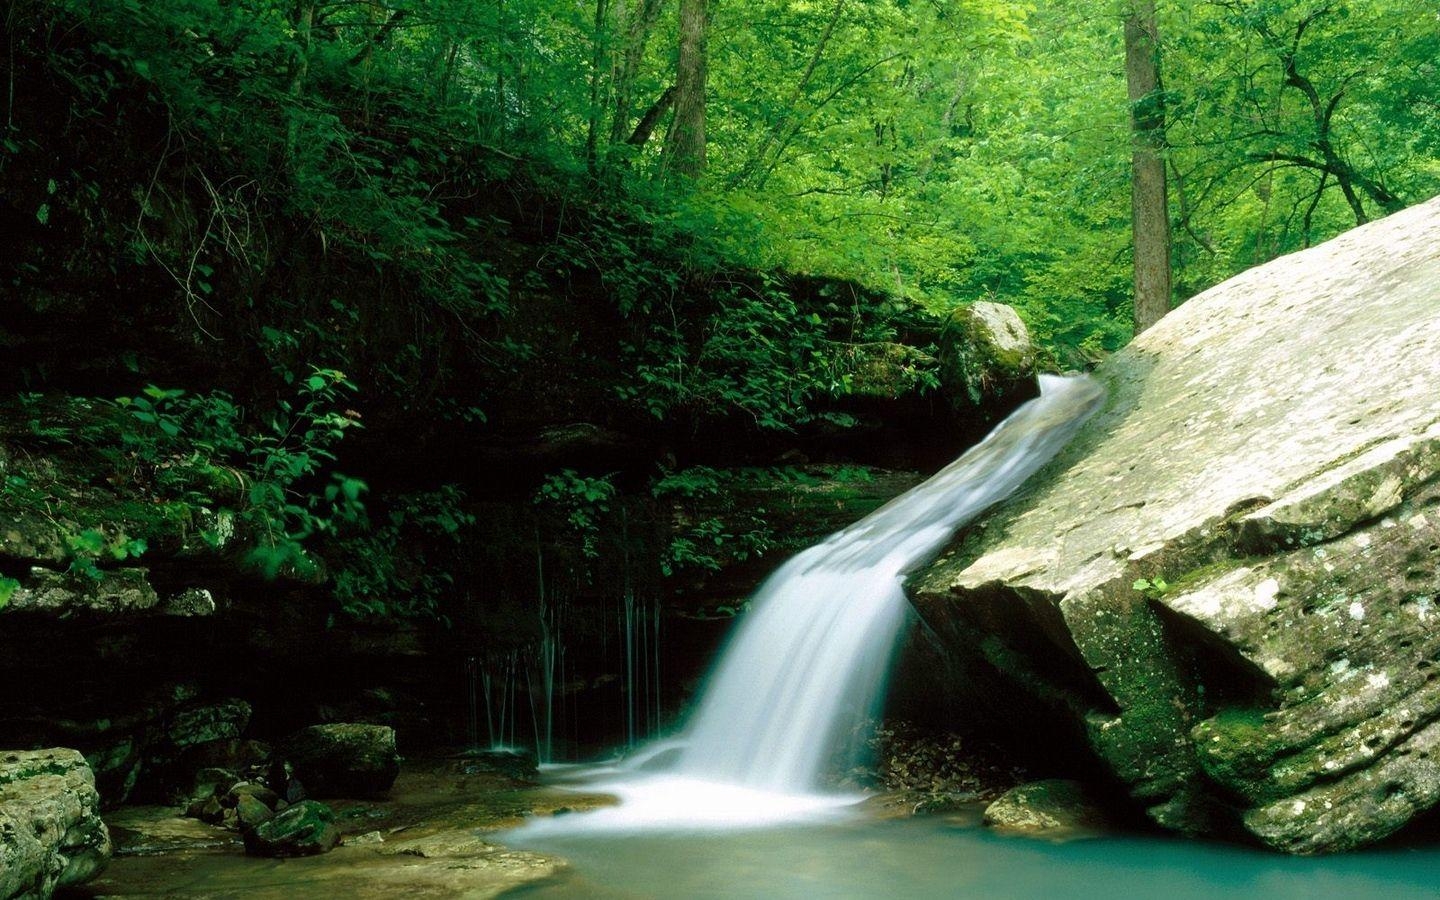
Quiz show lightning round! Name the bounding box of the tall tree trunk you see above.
[663,0,707,180]
[1124,0,1171,335]
[610,0,667,145]
[585,0,611,170]
[287,0,315,166]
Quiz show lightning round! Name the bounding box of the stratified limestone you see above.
[912,196,1440,853]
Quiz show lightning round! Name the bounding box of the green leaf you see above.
[0,577,19,608]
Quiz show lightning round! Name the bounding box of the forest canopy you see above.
[12,0,1439,361]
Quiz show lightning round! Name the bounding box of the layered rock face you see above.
[911,197,1440,853]
[0,749,110,899]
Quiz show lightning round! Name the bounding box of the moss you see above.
[937,302,1038,409]
[0,761,78,785]
[1062,588,1212,831]
[1193,707,1282,800]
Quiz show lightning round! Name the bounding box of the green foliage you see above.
[533,470,618,559]
[652,466,779,577]
[661,515,775,578]
[331,486,475,621]
[106,370,366,578]
[1132,576,1171,600]
[64,528,147,581]
[0,577,19,609]
[16,0,1440,395]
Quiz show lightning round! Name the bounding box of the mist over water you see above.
[513,374,1104,835]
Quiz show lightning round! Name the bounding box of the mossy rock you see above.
[283,724,400,799]
[983,779,1114,836]
[241,800,339,858]
[936,301,1038,413]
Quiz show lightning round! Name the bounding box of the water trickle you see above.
[519,374,1104,832]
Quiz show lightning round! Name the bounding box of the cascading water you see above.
[515,374,1104,834]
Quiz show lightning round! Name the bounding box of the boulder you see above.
[241,800,340,857]
[235,793,276,830]
[0,749,111,899]
[283,724,400,798]
[936,301,1038,414]
[983,779,1113,835]
[455,748,539,781]
[911,196,1440,853]
[225,781,281,810]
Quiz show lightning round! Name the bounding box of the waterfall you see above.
[516,374,1103,832]
[675,374,1103,791]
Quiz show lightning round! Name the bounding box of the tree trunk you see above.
[663,0,707,180]
[1124,0,1170,335]
[628,86,675,147]
[610,0,667,145]
[585,0,611,171]
[286,0,315,165]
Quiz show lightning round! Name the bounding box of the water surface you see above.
[503,811,1440,899]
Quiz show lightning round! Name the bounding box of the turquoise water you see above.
[502,811,1440,899]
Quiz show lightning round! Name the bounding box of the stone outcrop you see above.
[912,196,1440,853]
[0,749,111,899]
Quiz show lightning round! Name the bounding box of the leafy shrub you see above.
[331,486,475,621]
[533,470,618,559]
[110,370,366,578]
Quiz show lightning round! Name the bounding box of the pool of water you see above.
[501,808,1440,899]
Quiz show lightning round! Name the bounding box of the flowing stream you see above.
[512,374,1104,834]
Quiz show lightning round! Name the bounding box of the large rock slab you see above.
[911,197,1440,853]
[0,748,111,899]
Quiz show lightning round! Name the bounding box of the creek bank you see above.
[79,756,609,899]
[912,196,1440,853]
[0,302,1041,807]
